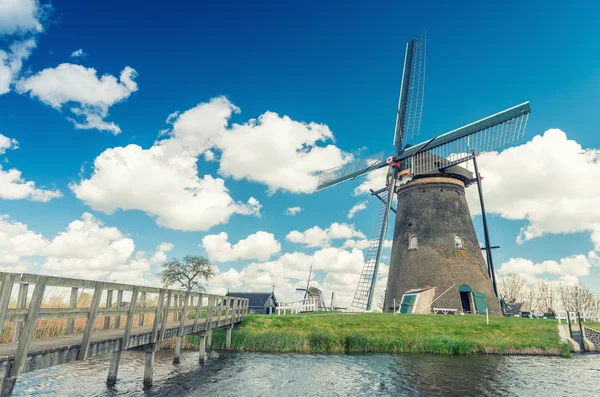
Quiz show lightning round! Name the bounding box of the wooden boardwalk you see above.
[0,272,248,396]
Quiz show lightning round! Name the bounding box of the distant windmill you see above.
[316,32,530,313]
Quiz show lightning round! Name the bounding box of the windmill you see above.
[315,32,530,313]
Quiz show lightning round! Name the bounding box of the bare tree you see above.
[558,282,596,312]
[535,281,557,315]
[498,275,527,303]
[158,255,216,292]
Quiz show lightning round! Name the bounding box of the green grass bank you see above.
[188,313,570,356]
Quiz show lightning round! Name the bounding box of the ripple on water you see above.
[11,351,600,396]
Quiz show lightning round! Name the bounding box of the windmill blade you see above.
[399,102,530,176]
[394,31,427,153]
[352,177,396,311]
[316,151,387,191]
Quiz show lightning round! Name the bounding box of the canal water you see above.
[13,350,600,396]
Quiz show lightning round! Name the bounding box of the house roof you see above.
[226,292,277,307]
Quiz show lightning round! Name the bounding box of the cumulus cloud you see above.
[0,0,44,94]
[70,96,348,230]
[498,251,599,285]
[286,222,365,248]
[353,167,387,195]
[347,200,367,219]
[0,133,62,201]
[0,212,172,284]
[17,64,138,133]
[285,207,303,216]
[209,246,389,309]
[162,96,349,194]
[70,142,261,231]
[465,129,600,249]
[201,231,281,263]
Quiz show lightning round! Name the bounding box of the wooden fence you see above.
[0,272,248,396]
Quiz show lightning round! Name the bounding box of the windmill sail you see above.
[400,102,530,176]
[316,151,386,191]
[394,31,426,153]
[352,179,395,311]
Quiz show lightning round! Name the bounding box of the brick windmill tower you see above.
[315,32,530,314]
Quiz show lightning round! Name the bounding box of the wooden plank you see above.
[65,287,78,335]
[139,291,146,326]
[115,290,123,328]
[159,290,172,341]
[78,282,103,360]
[177,291,190,336]
[206,296,215,329]
[0,274,16,331]
[19,273,162,294]
[150,290,165,344]
[193,294,204,327]
[11,283,28,342]
[104,290,113,330]
[121,287,139,350]
[10,276,47,377]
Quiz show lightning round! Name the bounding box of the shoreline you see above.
[182,313,571,357]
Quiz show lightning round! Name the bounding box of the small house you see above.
[226,291,278,314]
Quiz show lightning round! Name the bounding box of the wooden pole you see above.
[3,277,47,397]
[226,325,232,350]
[0,274,16,332]
[12,283,28,342]
[115,290,123,328]
[198,332,207,362]
[159,291,172,342]
[108,288,139,386]
[104,290,113,330]
[144,290,165,387]
[65,287,78,335]
[139,291,146,326]
[78,283,103,360]
[174,291,190,364]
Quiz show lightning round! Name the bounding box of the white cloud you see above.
[201,231,281,263]
[70,142,261,231]
[286,222,365,248]
[0,0,43,35]
[498,251,598,284]
[342,239,392,250]
[162,96,350,194]
[285,207,302,216]
[0,39,36,95]
[17,64,138,133]
[70,96,347,230]
[0,0,43,94]
[0,212,172,284]
[347,200,367,219]
[465,129,600,249]
[353,167,387,195]
[0,133,62,202]
[70,49,86,58]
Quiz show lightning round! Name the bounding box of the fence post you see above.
[12,283,28,342]
[104,290,113,330]
[144,289,165,387]
[66,286,78,335]
[78,282,103,360]
[139,291,146,326]
[3,277,47,397]
[0,274,16,333]
[174,291,190,364]
[115,290,123,328]
[159,290,172,342]
[193,294,204,328]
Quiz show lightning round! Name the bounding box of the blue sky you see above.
[1,0,600,305]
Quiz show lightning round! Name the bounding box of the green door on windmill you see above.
[400,294,417,314]
[472,292,488,314]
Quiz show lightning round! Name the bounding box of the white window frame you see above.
[454,235,463,248]
[409,235,418,250]
[399,293,420,314]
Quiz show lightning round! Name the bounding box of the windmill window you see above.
[409,236,418,250]
[454,235,463,248]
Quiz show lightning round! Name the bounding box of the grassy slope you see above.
[586,322,600,332]
[198,313,569,356]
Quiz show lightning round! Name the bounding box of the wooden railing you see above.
[0,271,248,396]
[276,298,318,315]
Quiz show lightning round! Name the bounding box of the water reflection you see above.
[12,350,600,396]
